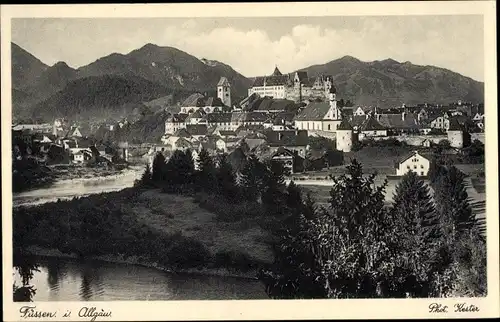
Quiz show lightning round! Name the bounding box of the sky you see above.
[11,15,484,81]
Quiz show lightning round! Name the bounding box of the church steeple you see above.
[272,65,282,76]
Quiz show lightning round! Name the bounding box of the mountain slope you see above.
[11,42,48,90]
[298,56,484,106]
[78,43,251,98]
[31,75,174,122]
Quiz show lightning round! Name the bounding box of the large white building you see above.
[248,66,334,103]
[395,151,430,177]
[293,86,343,132]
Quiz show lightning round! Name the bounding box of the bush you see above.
[214,250,257,272]
[164,235,213,269]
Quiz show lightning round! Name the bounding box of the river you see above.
[14,257,268,301]
[12,165,268,300]
[13,165,145,208]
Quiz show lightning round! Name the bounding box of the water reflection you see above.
[46,260,64,294]
[15,257,267,301]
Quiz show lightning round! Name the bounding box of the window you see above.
[328,124,331,130]
[414,165,417,169]
[421,165,424,169]
[407,166,410,170]
[421,171,424,176]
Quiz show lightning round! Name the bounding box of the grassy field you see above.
[131,190,273,264]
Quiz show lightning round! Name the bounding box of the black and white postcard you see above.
[2,2,499,321]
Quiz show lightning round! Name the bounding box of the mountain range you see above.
[298,56,484,107]
[11,42,484,123]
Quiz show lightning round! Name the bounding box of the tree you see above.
[164,149,195,187]
[259,159,394,298]
[433,166,477,240]
[151,153,166,183]
[135,163,152,187]
[215,153,238,201]
[427,158,447,187]
[324,148,344,168]
[239,155,267,202]
[261,161,287,217]
[196,148,216,191]
[388,171,440,297]
[285,181,303,210]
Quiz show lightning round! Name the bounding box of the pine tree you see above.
[164,149,195,186]
[215,153,238,201]
[151,153,166,183]
[239,155,267,202]
[433,166,477,240]
[285,181,303,210]
[196,148,216,191]
[135,163,152,187]
[259,159,393,299]
[389,171,440,297]
[262,161,286,216]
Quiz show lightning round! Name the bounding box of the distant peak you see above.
[142,43,159,49]
[381,58,399,64]
[53,61,70,68]
[339,55,360,62]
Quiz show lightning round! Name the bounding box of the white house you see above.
[429,115,450,130]
[473,112,484,122]
[216,137,240,153]
[271,147,295,174]
[395,151,430,177]
[71,149,92,164]
[352,106,374,116]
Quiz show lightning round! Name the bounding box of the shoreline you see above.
[25,246,261,281]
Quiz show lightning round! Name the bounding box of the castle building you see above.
[293,86,343,132]
[217,77,231,107]
[248,66,333,103]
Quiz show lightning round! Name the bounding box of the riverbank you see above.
[26,246,260,280]
[12,165,144,208]
[13,159,138,194]
[14,187,273,280]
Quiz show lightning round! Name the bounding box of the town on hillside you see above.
[12,66,485,179]
[9,10,491,305]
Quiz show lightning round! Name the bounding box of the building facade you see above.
[395,151,430,177]
[294,86,343,133]
[248,66,333,103]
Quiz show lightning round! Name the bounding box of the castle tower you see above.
[336,119,355,152]
[447,117,464,148]
[217,77,231,108]
[324,75,333,97]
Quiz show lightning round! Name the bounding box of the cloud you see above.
[151,17,483,80]
[12,16,484,81]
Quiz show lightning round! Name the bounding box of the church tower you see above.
[217,77,231,108]
[328,85,341,120]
